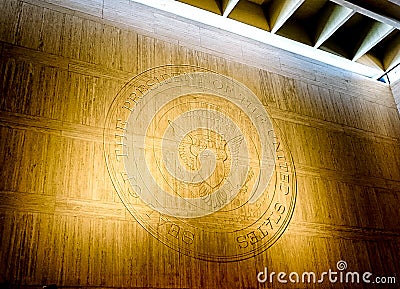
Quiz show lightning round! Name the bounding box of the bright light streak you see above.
[130,0,385,79]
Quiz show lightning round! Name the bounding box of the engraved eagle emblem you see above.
[168,120,243,203]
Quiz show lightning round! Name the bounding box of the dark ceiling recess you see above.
[176,0,400,78]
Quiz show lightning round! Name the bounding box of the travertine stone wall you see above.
[1,0,400,288]
[391,79,400,114]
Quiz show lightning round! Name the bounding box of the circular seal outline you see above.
[103,65,297,262]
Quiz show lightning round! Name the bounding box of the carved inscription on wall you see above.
[104,65,296,261]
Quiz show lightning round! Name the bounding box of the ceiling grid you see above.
[167,0,400,81]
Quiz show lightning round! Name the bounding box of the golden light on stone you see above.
[2,1,399,286]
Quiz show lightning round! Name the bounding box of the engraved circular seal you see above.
[104,65,296,262]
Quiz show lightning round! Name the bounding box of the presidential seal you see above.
[104,65,296,262]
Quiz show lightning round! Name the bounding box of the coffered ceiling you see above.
[135,0,400,81]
